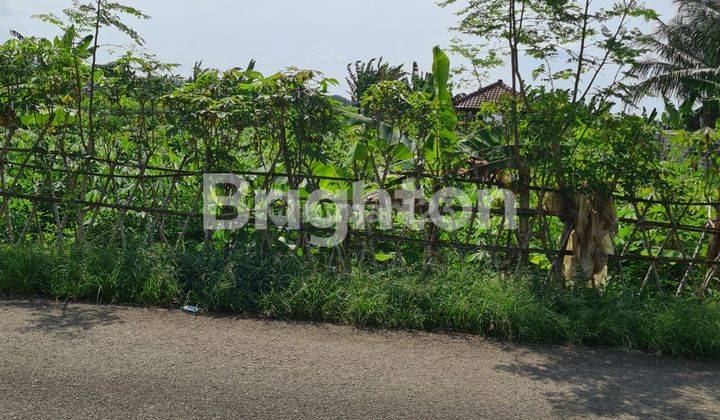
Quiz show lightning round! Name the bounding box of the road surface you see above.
[1,298,719,419]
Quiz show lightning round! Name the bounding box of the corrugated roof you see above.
[453,80,514,111]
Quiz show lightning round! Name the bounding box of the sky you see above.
[1,0,677,103]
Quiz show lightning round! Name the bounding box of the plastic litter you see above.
[182,305,201,314]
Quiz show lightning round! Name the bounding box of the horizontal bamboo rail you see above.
[5,147,720,205]
[2,147,719,281]
[2,189,719,267]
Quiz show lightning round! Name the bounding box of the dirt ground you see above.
[1,298,719,419]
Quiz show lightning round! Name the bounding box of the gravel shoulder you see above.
[1,298,719,419]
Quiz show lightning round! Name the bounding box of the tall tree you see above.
[439,0,656,103]
[439,0,656,273]
[346,58,406,108]
[631,0,720,129]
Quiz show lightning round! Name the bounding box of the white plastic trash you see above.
[182,305,200,314]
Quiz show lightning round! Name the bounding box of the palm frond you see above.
[630,0,720,110]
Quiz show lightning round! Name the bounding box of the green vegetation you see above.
[1,0,719,359]
[631,0,720,129]
[1,241,719,359]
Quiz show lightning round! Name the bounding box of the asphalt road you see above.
[1,298,719,419]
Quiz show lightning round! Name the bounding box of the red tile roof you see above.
[453,80,515,111]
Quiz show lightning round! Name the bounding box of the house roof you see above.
[453,80,515,111]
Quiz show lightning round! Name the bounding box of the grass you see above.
[1,241,719,359]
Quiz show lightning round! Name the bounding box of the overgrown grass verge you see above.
[1,242,719,359]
